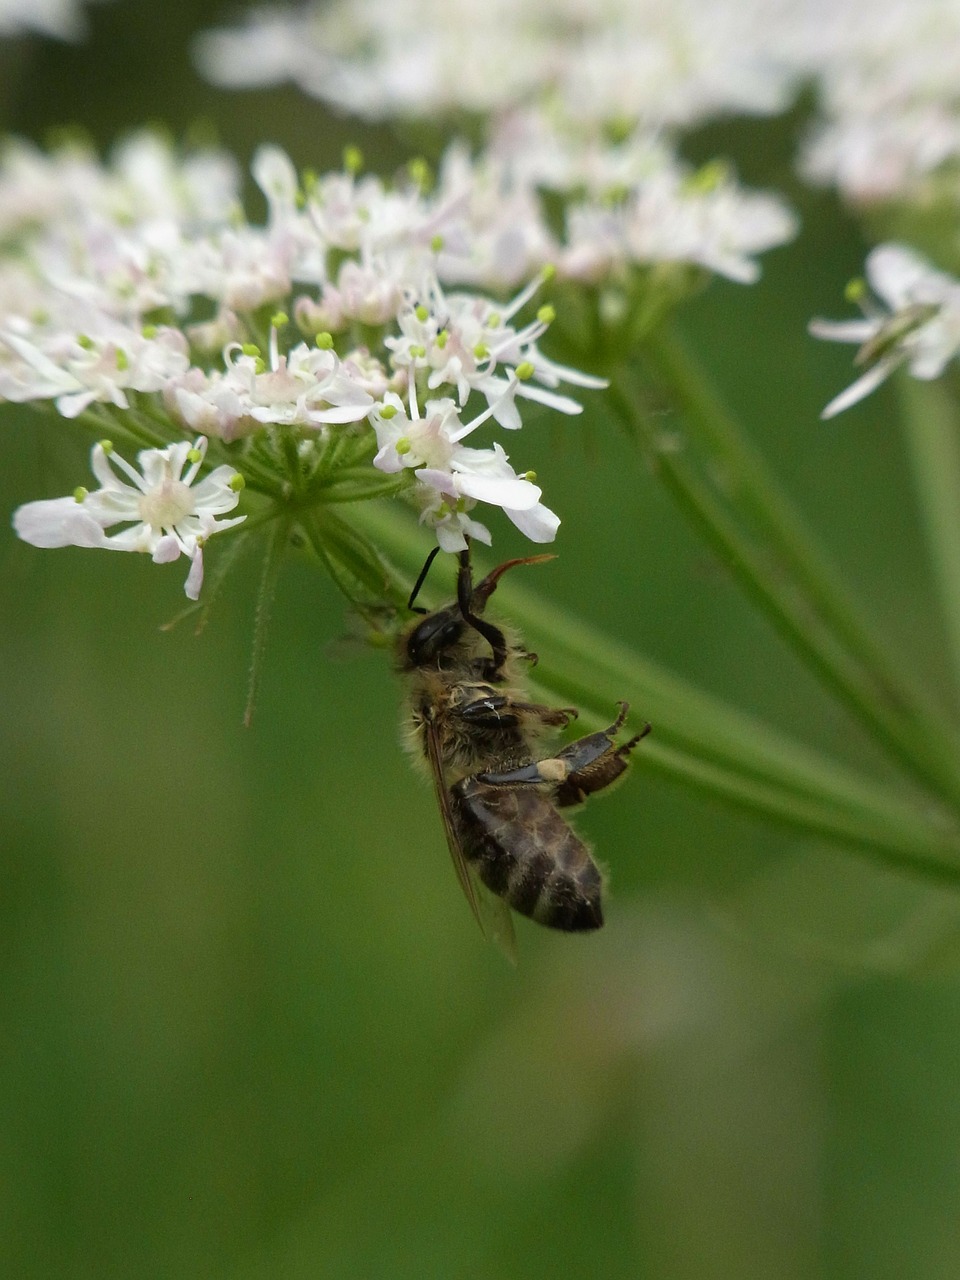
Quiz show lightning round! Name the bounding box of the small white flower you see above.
[810,244,960,418]
[370,383,558,549]
[13,437,245,599]
[0,320,190,418]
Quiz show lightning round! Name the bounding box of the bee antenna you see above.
[470,553,555,610]
[407,546,442,613]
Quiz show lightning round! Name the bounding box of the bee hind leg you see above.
[471,703,649,806]
[551,703,650,807]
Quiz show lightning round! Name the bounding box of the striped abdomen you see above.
[451,777,604,932]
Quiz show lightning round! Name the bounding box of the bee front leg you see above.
[460,696,577,730]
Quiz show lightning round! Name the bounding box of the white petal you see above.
[808,319,877,344]
[821,359,899,419]
[505,502,560,543]
[435,523,468,553]
[866,244,938,309]
[455,470,540,509]
[152,533,183,564]
[515,382,584,416]
[13,498,108,549]
[184,546,205,599]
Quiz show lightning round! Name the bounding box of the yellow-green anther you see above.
[316,331,334,350]
[254,357,266,374]
[473,343,489,359]
[487,311,500,326]
[271,311,289,328]
[686,159,729,194]
[537,304,556,325]
[73,486,88,503]
[523,470,537,482]
[115,349,129,371]
[430,234,444,252]
[187,447,202,464]
[603,182,629,206]
[241,342,261,357]
[410,344,426,358]
[142,324,157,339]
[99,440,114,454]
[415,304,429,323]
[516,361,535,381]
[436,329,449,349]
[408,157,431,189]
[344,145,363,174]
[541,263,556,283]
[395,437,412,456]
[379,403,398,419]
[78,333,94,350]
[845,277,867,304]
[228,472,245,492]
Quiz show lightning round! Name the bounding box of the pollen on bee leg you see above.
[537,757,569,783]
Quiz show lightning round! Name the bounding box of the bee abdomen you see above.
[453,779,604,932]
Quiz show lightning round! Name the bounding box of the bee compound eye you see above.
[407,610,464,666]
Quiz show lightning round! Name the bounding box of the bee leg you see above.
[472,703,648,805]
[554,705,650,807]
[460,693,522,728]
[460,696,577,730]
[510,700,578,727]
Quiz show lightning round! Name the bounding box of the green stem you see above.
[243,516,291,728]
[896,373,960,707]
[349,501,960,886]
[621,326,960,808]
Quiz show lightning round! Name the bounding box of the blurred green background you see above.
[4,3,960,1277]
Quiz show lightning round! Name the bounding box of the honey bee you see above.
[398,548,648,956]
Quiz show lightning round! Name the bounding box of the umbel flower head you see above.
[2,130,792,603]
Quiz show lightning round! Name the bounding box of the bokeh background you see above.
[3,3,960,1277]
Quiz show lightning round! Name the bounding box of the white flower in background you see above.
[621,166,799,286]
[13,438,245,599]
[792,0,960,204]
[810,245,960,419]
[0,0,110,39]
[0,318,190,417]
[194,0,960,209]
[193,0,804,132]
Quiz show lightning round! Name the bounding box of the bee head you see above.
[402,547,555,676]
[403,603,467,669]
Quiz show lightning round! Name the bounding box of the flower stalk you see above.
[896,372,960,707]
[616,325,960,810]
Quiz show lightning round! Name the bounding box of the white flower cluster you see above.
[195,0,804,132]
[796,0,960,205]
[810,245,960,418]
[195,0,960,208]
[4,133,637,591]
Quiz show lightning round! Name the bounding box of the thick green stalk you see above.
[348,502,960,885]
[620,329,960,808]
[896,374,960,706]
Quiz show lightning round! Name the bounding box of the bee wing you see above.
[424,719,518,964]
